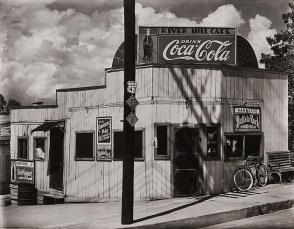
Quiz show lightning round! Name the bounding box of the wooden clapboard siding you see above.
[10,65,288,200]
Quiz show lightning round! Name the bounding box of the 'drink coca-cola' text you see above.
[162,39,232,62]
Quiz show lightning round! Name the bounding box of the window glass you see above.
[245,135,261,157]
[157,125,168,156]
[225,134,262,159]
[75,132,94,160]
[18,138,28,159]
[113,130,144,160]
[34,138,46,160]
[207,126,219,159]
[225,135,243,158]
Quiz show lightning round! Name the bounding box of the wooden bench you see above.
[266,151,294,183]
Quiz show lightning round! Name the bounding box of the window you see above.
[113,130,144,161]
[225,134,262,159]
[18,137,28,159]
[245,135,261,157]
[225,135,243,158]
[75,132,94,160]
[34,137,46,160]
[206,125,220,160]
[155,124,170,160]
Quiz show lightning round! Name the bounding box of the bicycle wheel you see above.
[234,168,253,191]
[257,164,268,187]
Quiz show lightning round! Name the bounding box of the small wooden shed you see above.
[10,27,288,202]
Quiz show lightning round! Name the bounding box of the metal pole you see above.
[121,0,135,225]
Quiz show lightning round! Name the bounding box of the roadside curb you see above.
[123,199,294,229]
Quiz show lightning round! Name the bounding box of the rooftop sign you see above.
[138,26,236,65]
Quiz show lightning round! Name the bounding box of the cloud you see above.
[0,2,247,105]
[201,4,245,27]
[247,14,277,68]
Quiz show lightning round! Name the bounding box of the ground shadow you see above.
[133,195,213,223]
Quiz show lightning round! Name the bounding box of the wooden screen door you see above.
[173,127,199,196]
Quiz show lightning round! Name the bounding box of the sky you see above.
[0,0,291,105]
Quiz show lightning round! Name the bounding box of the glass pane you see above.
[245,135,261,157]
[114,131,143,160]
[207,126,219,158]
[76,133,94,159]
[157,126,167,156]
[35,138,45,160]
[18,138,28,159]
[225,135,243,158]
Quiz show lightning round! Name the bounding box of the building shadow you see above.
[133,195,213,223]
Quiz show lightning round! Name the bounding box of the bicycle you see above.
[233,156,269,192]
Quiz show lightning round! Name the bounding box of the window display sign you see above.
[96,117,112,161]
[138,26,236,65]
[234,107,261,132]
[207,126,218,158]
[11,160,35,184]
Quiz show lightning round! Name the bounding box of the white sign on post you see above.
[127,81,138,94]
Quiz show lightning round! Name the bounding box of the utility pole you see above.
[121,0,136,225]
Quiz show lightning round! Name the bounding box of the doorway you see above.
[173,127,200,196]
[48,127,64,191]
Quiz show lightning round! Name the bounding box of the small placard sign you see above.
[234,107,261,132]
[11,160,35,184]
[96,117,112,161]
[207,126,218,158]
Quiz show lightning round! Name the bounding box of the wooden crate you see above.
[10,184,36,205]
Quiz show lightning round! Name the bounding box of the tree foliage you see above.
[260,1,294,150]
[0,94,21,115]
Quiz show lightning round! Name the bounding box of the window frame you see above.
[33,137,47,161]
[113,128,145,161]
[17,136,29,160]
[154,123,170,160]
[224,132,263,161]
[75,131,95,161]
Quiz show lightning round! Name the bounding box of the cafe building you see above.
[10,26,288,203]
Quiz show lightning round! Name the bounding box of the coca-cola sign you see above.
[138,27,236,65]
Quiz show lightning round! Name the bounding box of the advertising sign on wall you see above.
[138,26,236,65]
[96,117,112,161]
[207,126,218,158]
[234,107,261,132]
[11,160,35,184]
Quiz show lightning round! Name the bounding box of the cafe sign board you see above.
[96,117,112,161]
[138,26,236,65]
[234,107,261,132]
[11,160,35,184]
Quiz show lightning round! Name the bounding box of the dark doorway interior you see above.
[173,127,199,196]
[48,127,64,191]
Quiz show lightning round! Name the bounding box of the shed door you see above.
[173,127,199,196]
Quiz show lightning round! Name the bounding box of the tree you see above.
[0,94,21,115]
[260,1,294,151]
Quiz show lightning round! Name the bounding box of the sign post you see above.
[122,0,136,225]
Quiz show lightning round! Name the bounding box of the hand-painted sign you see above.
[97,117,112,161]
[139,26,236,65]
[234,107,261,132]
[207,126,218,158]
[11,160,35,184]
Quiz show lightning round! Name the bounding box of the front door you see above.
[48,127,64,191]
[173,127,199,196]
